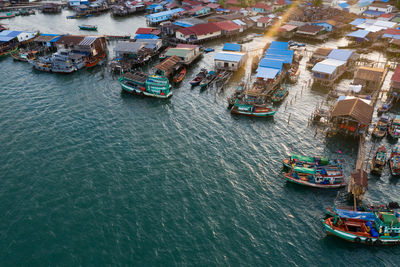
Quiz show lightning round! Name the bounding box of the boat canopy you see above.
[335,209,375,221]
[294,166,316,174]
[291,154,329,165]
[378,212,400,226]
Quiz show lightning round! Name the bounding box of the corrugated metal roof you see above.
[312,59,344,74]
[146,8,184,18]
[79,36,97,46]
[135,34,159,39]
[223,43,241,52]
[114,41,144,53]
[259,58,283,70]
[0,36,15,42]
[232,19,246,25]
[165,48,192,58]
[331,98,373,125]
[214,52,244,62]
[269,41,288,50]
[328,49,353,61]
[347,29,370,38]
[0,30,22,37]
[264,48,293,64]
[256,67,279,79]
[350,18,365,26]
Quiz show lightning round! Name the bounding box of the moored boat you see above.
[227,83,244,109]
[85,52,106,68]
[371,145,387,175]
[204,47,214,53]
[325,202,400,217]
[0,12,15,19]
[372,115,389,138]
[11,49,38,62]
[390,146,400,176]
[173,66,186,83]
[231,99,276,117]
[0,46,18,57]
[388,115,400,139]
[79,25,98,31]
[272,85,289,103]
[119,71,172,99]
[322,211,400,245]
[283,167,346,188]
[377,98,392,116]
[189,68,207,86]
[282,154,334,169]
[199,70,217,89]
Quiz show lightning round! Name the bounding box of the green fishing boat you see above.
[0,46,18,57]
[272,85,289,103]
[119,71,172,99]
[78,25,98,31]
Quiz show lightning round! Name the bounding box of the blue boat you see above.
[204,48,214,53]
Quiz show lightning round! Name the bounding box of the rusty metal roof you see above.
[331,98,373,125]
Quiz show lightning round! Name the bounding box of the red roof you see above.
[182,0,202,6]
[207,3,220,9]
[177,44,199,48]
[136,27,153,34]
[229,6,241,11]
[253,3,272,10]
[276,0,286,5]
[188,5,207,13]
[383,28,400,35]
[178,23,222,36]
[257,17,270,23]
[380,13,394,18]
[214,21,241,31]
[226,0,240,5]
[392,66,400,82]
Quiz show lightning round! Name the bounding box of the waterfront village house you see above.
[135,39,163,52]
[16,31,38,44]
[214,51,246,71]
[273,0,288,10]
[69,0,89,7]
[349,0,371,15]
[175,23,222,43]
[330,97,373,136]
[152,55,181,77]
[368,2,393,14]
[0,31,19,50]
[307,47,333,67]
[213,20,241,36]
[32,34,61,48]
[75,36,107,57]
[257,17,272,28]
[390,66,400,100]
[42,3,62,13]
[226,0,241,7]
[311,21,338,32]
[164,47,199,64]
[188,6,211,16]
[146,4,164,14]
[146,8,184,25]
[296,24,325,36]
[181,0,202,7]
[311,58,346,86]
[252,3,272,14]
[353,66,387,92]
[114,41,145,58]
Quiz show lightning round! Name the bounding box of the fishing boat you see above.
[272,86,289,103]
[390,146,400,176]
[119,71,172,99]
[231,99,276,117]
[204,47,214,53]
[283,167,346,188]
[0,12,15,19]
[189,69,207,86]
[0,46,18,57]
[287,62,300,83]
[227,83,244,109]
[173,66,186,83]
[377,98,392,116]
[199,70,217,89]
[28,50,85,73]
[79,25,98,31]
[238,37,253,44]
[322,211,400,245]
[11,49,38,62]
[85,52,106,68]
[388,115,400,139]
[370,146,387,175]
[372,115,389,138]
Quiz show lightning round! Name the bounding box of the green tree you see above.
[312,0,322,6]
[396,0,400,10]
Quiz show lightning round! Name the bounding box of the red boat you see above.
[173,67,186,83]
[85,52,106,68]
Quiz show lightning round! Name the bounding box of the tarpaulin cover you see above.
[268,41,288,50]
[335,209,376,221]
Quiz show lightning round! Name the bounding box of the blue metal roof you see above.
[328,49,353,61]
[214,52,243,62]
[269,41,288,50]
[173,21,193,28]
[347,29,370,38]
[358,0,373,7]
[0,30,22,37]
[363,10,384,16]
[259,58,283,70]
[146,8,184,18]
[39,33,59,36]
[312,59,344,74]
[264,48,293,64]
[135,34,159,39]
[256,67,280,79]
[223,43,241,52]
[349,18,365,26]
[338,2,349,8]
[0,36,16,42]
[383,34,400,39]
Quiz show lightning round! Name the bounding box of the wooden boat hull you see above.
[173,67,186,83]
[322,218,400,245]
[231,107,276,117]
[283,172,346,188]
[120,80,172,99]
[0,46,18,57]
[79,26,97,31]
[85,53,106,68]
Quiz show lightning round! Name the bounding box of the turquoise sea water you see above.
[1,11,400,266]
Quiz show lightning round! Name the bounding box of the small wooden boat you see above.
[0,12,15,19]
[372,115,389,138]
[325,202,400,217]
[204,47,214,53]
[85,52,106,68]
[189,69,207,86]
[199,70,217,89]
[230,100,277,117]
[0,46,18,57]
[79,25,98,31]
[238,37,253,44]
[283,168,346,189]
[227,83,244,109]
[282,154,336,169]
[173,66,186,83]
[370,146,387,175]
[390,146,400,176]
[322,211,400,245]
[377,98,393,115]
[272,86,289,103]
[388,115,400,139]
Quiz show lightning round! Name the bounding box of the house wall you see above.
[215,59,239,71]
[391,80,400,90]
[17,32,38,42]
[196,30,221,41]
[312,22,332,32]
[349,5,367,15]
[368,5,393,13]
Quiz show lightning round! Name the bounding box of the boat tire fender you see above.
[365,238,372,244]
[354,237,361,243]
